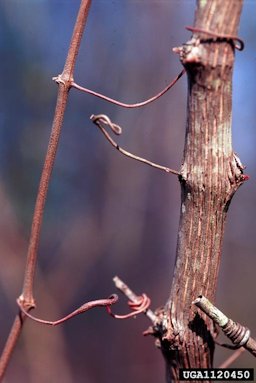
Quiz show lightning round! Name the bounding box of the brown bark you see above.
[160,1,244,381]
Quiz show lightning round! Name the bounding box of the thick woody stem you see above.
[159,1,244,381]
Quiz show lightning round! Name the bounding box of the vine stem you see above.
[21,86,69,307]
[0,0,92,379]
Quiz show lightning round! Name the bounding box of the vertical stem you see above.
[0,315,24,379]
[0,0,92,379]
[21,86,68,305]
[62,0,92,81]
[161,1,244,381]
[22,0,92,306]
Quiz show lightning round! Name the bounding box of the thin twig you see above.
[71,69,185,108]
[218,347,245,368]
[113,276,157,323]
[0,1,92,379]
[17,295,118,326]
[90,114,180,176]
[193,295,256,358]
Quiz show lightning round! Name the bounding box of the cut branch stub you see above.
[193,295,256,358]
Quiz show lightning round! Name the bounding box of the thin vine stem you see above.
[0,0,92,380]
[22,0,92,307]
[21,87,69,307]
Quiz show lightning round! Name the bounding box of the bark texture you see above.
[160,1,244,381]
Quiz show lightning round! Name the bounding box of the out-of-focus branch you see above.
[90,114,180,176]
[193,295,256,357]
[0,1,92,380]
[218,348,245,368]
[72,69,185,108]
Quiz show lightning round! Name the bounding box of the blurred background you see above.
[0,1,255,382]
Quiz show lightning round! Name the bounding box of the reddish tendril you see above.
[186,26,244,51]
[71,69,185,109]
[106,293,151,319]
[17,294,118,326]
[90,114,180,176]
